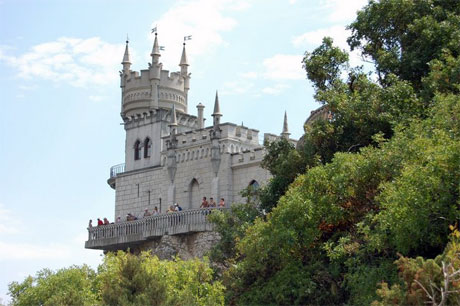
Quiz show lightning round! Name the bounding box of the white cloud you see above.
[240,71,257,79]
[88,95,106,102]
[320,0,367,22]
[0,37,126,88]
[262,54,304,80]
[150,0,250,70]
[18,84,38,91]
[220,80,254,95]
[262,83,290,95]
[292,25,349,50]
[292,25,366,68]
[0,241,72,261]
[0,204,22,235]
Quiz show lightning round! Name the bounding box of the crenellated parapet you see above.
[263,132,298,147]
[231,147,265,169]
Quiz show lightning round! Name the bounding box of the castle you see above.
[85,33,296,256]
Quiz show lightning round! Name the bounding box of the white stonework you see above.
[111,35,297,225]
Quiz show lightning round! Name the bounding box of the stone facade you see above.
[91,33,297,256]
[112,34,296,221]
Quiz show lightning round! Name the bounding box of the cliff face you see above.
[134,231,221,260]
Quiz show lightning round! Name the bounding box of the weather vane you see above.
[151,26,157,33]
[184,35,192,42]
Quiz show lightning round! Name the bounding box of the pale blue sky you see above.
[0,0,367,302]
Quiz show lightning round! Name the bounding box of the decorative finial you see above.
[126,33,129,44]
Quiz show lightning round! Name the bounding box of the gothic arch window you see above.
[134,140,141,161]
[144,137,152,158]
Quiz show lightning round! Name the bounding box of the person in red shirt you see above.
[97,218,103,226]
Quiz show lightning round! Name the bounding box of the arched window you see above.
[247,180,260,204]
[144,137,152,158]
[134,140,141,160]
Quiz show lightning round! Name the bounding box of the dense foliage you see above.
[8,252,224,306]
[8,1,460,305]
[220,0,460,304]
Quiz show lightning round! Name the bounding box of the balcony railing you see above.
[110,163,125,178]
[85,207,229,250]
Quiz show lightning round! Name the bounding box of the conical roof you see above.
[212,91,222,116]
[179,43,189,66]
[122,40,131,64]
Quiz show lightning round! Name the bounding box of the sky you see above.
[0,0,368,302]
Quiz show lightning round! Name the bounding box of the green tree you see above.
[97,251,225,306]
[258,137,306,212]
[8,265,98,306]
[347,0,460,90]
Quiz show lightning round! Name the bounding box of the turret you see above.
[121,39,131,74]
[196,103,205,129]
[280,111,290,139]
[212,91,222,127]
[179,43,189,76]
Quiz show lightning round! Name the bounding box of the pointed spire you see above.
[179,43,189,66]
[281,111,290,139]
[169,104,178,127]
[212,91,222,116]
[122,38,131,64]
[151,33,161,61]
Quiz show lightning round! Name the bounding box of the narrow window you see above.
[134,140,141,160]
[144,137,151,158]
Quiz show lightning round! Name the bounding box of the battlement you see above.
[263,133,298,147]
[231,147,265,168]
[121,67,189,118]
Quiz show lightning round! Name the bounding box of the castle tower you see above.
[119,34,197,173]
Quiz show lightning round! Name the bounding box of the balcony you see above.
[107,163,125,189]
[85,208,228,251]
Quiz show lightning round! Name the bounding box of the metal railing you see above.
[110,163,125,178]
[87,208,229,246]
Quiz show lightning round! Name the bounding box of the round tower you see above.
[120,35,191,119]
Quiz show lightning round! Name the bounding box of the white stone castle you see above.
[109,33,297,221]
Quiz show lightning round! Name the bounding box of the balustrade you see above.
[110,163,125,178]
[86,208,228,248]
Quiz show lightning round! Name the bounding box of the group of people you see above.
[200,197,225,208]
[88,198,226,229]
[88,217,111,228]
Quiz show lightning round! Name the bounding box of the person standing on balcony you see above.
[219,198,225,207]
[153,206,159,215]
[88,219,93,228]
[103,218,110,225]
[200,197,209,208]
[143,209,152,217]
[209,198,216,207]
[97,218,103,226]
